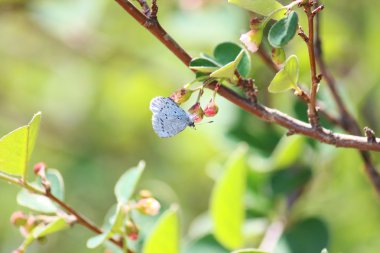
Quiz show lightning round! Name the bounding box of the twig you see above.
[0,174,127,251]
[115,0,191,66]
[314,2,380,195]
[302,2,320,128]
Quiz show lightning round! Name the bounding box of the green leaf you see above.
[17,187,58,213]
[143,206,179,253]
[268,11,299,48]
[0,112,41,177]
[268,55,299,93]
[185,234,229,253]
[270,165,312,195]
[110,203,128,233]
[210,50,244,79]
[33,217,69,238]
[190,58,219,73]
[271,135,305,169]
[213,42,251,77]
[210,145,248,249]
[115,160,145,204]
[228,0,285,20]
[44,169,65,200]
[232,249,269,253]
[275,217,329,253]
[271,47,286,65]
[87,231,113,249]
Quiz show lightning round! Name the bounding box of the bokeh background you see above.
[1,0,380,252]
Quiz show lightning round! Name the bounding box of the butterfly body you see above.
[150,97,194,138]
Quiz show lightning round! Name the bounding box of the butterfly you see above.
[150,97,195,138]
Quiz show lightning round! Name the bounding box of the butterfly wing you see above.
[150,97,193,138]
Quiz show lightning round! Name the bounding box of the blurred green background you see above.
[1,0,380,252]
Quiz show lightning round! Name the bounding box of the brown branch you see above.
[44,192,129,251]
[207,82,380,151]
[303,3,320,128]
[115,0,191,66]
[314,3,380,195]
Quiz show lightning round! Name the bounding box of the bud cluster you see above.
[188,98,219,122]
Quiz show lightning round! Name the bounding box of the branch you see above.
[114,0,380,196]
[314,3,380,195]
[0,173,126,251]
[207,82,380,151]
[302,2,321,128]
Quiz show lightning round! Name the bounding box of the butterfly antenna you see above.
[195,120,214,126]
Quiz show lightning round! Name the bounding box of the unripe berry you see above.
[188,102,204,123]
[33,162,46,175]
[170,88,193,104]
[126,220,139,241]
[10,211,27,227]
[204,99,219,117]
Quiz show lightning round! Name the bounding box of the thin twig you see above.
[314,2,380,195]
[0,173,127,251]
[303,3,320,128]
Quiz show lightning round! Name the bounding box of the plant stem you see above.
[314,3,380,195]
[0,173,128,251]
[303,3,320,128]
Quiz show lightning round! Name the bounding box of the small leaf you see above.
[44,169,65,200]
[210,145,247,249]
[185,234,229,253]
[228,0,285,20]
[115,161,145,204]
[271,47,286,65]
[275,217,329,253]
[268,11,299,48]
[210,50,244,79]
[213,42,251,77]
[190,58,219,73]
[110,203,128,233]
[268,55,299,93]
[33,217,69,238]
[0,112,41,177]
[17,188,58,213]
[270,165,312,195]
[143,206,179,253]
[271,135,305,169]
[232,249,269,253]
[87,231,113,249]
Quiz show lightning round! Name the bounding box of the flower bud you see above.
[204,99,219,117]
[135,197,161,216]
[10,211,27,227]
[240,28,263,53]
[188,102,204,123]
[139,189,152,199]
[33,162,46,175]
[170,88,193,104]
[126,220,139,241]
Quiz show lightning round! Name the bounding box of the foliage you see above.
[1,0,380,253]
